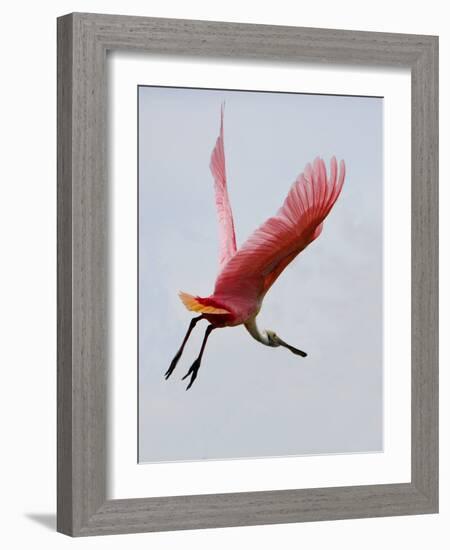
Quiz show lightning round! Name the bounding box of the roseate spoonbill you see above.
[165,105,346,389]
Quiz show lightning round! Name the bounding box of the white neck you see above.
[244,317,270,346]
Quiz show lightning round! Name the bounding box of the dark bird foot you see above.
[164,315,205,381]
[182,359,201,390]
[165,352,181,380]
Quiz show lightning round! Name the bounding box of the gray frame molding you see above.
[57,12,438,536]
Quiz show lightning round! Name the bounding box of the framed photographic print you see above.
[138,87,379,461]
[57,13,438,536]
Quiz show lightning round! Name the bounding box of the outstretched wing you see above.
[213,157,346,302]
[210,104,237,269]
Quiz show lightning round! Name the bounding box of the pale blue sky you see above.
[138,85,383,462]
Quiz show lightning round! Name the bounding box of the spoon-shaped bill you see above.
[275,336,308,357]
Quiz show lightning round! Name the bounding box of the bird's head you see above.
[264,330,280,347]
[264,330,307,357]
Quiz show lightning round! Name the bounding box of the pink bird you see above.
[165,105,346,389]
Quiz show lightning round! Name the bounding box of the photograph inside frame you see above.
[138,85,383,463]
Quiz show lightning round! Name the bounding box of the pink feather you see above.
[211,156,345,323]
[182,106,346,327]
[209,103,237,269]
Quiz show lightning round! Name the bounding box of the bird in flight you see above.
[165,104,346,389]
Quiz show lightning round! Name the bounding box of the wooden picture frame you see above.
[57,12,438,536]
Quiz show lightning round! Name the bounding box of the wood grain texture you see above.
[57,13,74,535]
[57,12,439,537]
[410,36,439,507]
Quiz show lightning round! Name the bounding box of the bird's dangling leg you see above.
[165,315,204,380]
[182,324,215,390]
